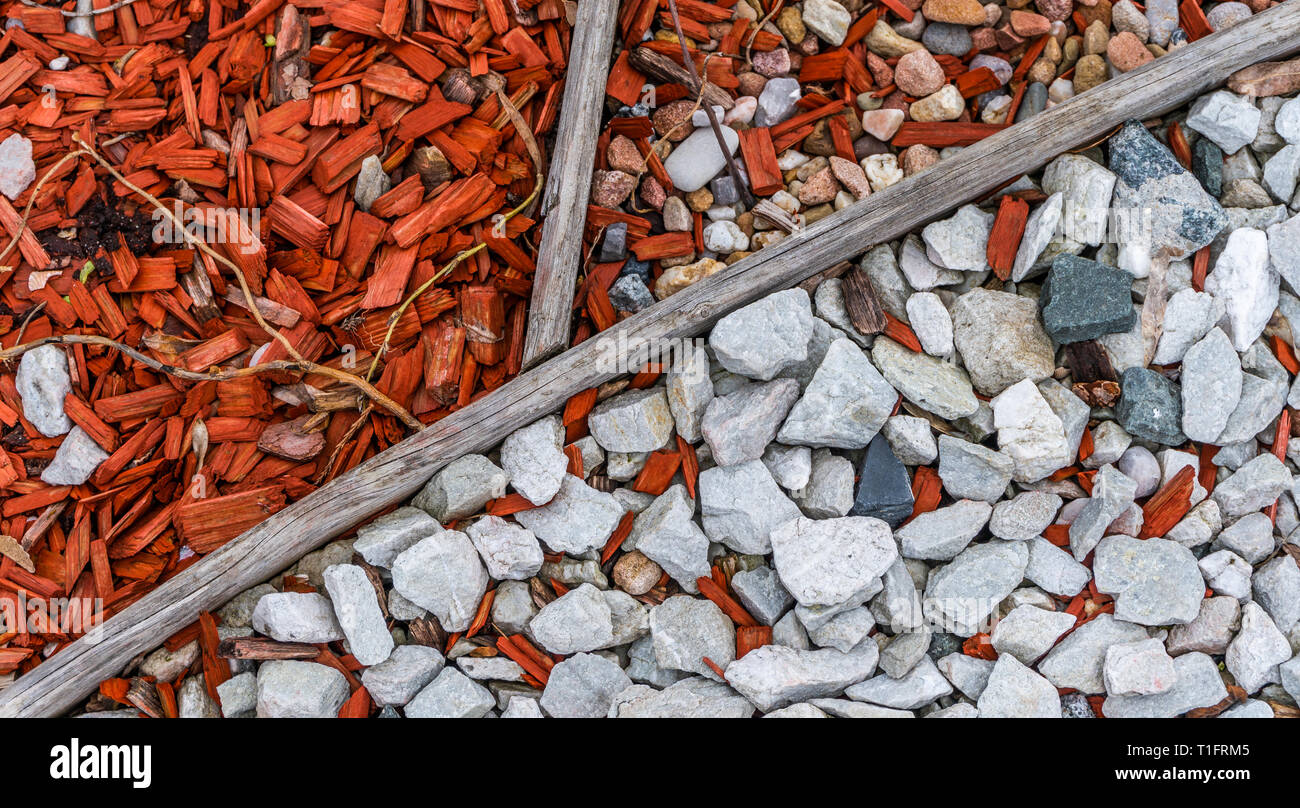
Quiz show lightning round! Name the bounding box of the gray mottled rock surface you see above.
[391,530,488,632]
[709,288,813,380]
[513,474,623,554]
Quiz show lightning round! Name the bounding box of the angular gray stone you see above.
[951,289,1055,397]
[871,336,979,420]
[1212,453,1292,519]
[991,491,1062,541]
[390,530,488,632]
[777,338,897,449]
[1253,556,1300,634]
[731,566,794,627]
[923,541,1028,637]
[1093,535,1204,625]
[361,645,445,707]
[805,606,876,653]
[921,204,993,271]
[1214,512,1274,565]
[529,583,615,654]
[1040,256,1138,344]
[1226,601,1292,693]
[990,604,1076,664]
[770,516,898,608]
[1167,596,1241,656]
[629,484,710,593]
[1039,613,1151,693]
[937,652,995,700]
[1102,652,1229,717]
[1200,549,1253,601]
[412,454,508,521]
[322,564,394,666]
[500,415,568,505]
[251,592,345,643]
[701,379,801,466]
[513,474,623,554]
[609,677,755,718]
[991,378,1072,482]
[977,654,1061,718]
[792,449,855,519]
[16,345,73,437]
[1042,153,1118,247]
[937,434,1014,502]
[41,427,109,485]
[844,655,952,709]
[896,499,992,561]
[1026,537,1092,596]
[216,672,257,717]
[465,515,543,580]
[700,459,802,555]
[354,507,441,569]
[1104,638,1177,696]
[724,642,880,712]
[881,415,937,466]
[587,388,675,453]
[650,595,736,681]
[405,668,495,718]
[1069,465,1138,561]
[1153,288,1224,365]
[709,288,813,380]
[1185,91,1262,154]
[1108,120,1228,256]
[539,653,633,718]
[762,443,812,491]
[256,661,350,718]
[1117,366,1186,445]
[501,696,545,718]
[1205,228,1278,351]
[666,341,714,442]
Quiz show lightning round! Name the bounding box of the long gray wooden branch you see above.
[4,0,1299,717]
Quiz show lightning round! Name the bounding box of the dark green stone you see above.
[1192,137,1224,197]
[1116,367,1186,446]
[849,433,913,528]
[1040,255,1137,344]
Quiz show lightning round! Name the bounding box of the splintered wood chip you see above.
[0,536,35,573]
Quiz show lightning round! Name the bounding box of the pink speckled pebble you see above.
[1107,31,1155,72]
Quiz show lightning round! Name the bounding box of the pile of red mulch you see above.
[0,0,570,680]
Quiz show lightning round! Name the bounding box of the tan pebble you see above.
[984,3,1003,26]
[1027,56,1057,85]
[795,155,830,182]
[751,231,787,249]
[661,252,697,268]
[724,251,751,265]
[1061,35,1082,70]
[654,258,725,299]
[1042,35,1062,64]
[803,203,835,224]
[1082,20,1110,55]
[921,0,987,25]
[613,551,663,595]
[909,85,965,123]
[1072,53,1108,92]
[735,211,755,236]
[685,187,714,212]
[777,6,806,44]
[865,19,927,58]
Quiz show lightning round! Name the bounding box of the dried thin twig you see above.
[17,0,140,15]
[70,134,423,430]
[364,88,546,383]
[0,334,418,426]
[665,0,752,207]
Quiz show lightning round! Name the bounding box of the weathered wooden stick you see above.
[5,2,1300,717]
[521,0,620,369]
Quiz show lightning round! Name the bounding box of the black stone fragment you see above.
[849,433,914,528]
[1192,137,1223,197]
[599,221,628,262]
[1040,255,1136,344]
[1116,367,1186,445]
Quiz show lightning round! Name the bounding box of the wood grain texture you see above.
[5,1,1300,717]
[521,0,620,369]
